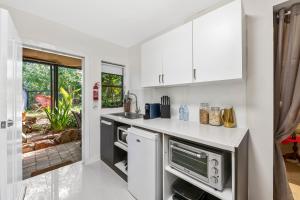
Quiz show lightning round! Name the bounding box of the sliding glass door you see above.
[22,60,82,179]
[23,61,82,111]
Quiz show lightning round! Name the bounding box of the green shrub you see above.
[44,88,73,132]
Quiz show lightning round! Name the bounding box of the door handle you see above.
[1,121,6,129]
[101,120,112,126]
[7,120,14,127]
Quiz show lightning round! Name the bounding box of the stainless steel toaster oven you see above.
[169,139,230,191]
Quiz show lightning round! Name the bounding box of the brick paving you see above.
[22,141,81,179]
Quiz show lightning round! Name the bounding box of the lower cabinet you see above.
[100,117,128,181]
[100,118,115,165]
[100,117,248,200]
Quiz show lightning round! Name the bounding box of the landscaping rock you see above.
[22,147,33,153]
[25,116,37,124]
[42,134,56,140]
[22,124,32,134]
[54,129,80,144]
[31,124,44,132]
[22,133,27,143]
[22,142,35,153]
[34,139,55,150]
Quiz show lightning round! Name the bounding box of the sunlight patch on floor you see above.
[285,160,300,199]
[290,183,300,200]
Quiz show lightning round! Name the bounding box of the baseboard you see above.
[84,155,100,165]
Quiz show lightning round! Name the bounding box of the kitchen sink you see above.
[111,112,143,119]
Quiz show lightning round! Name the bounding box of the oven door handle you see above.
[170,145,207,158]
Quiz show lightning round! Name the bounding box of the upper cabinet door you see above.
[141,36,164,87]
[162,22,193,86]
[193,0,244,82]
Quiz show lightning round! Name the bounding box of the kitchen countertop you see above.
[101,114,248,152]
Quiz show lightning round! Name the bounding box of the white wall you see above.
[243,0,274,199]
[128,0,275,199]
[0,4,129,164]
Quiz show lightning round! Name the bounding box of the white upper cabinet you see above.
[162,22,193,86]
[141,0,244,87]
[141,22,193,87]
[141,36,164,87]
[193,0,244,82]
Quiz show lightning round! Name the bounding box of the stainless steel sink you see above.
[111,112,143,119]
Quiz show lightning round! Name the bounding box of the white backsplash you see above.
[129,81,247,128]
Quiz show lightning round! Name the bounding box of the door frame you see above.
[22,40,89,164]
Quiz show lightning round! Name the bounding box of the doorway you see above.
[21,47,83,179]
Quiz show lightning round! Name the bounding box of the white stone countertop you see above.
[101,114,248,152]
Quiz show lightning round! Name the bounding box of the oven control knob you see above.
[212,167,218,175]
[211,159,219,166]
[210,176,218,184]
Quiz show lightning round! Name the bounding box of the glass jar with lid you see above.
[199,103,209,124]
[209,106,222,126]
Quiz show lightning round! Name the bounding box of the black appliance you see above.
[172,179,206,200]
[144,103,161,119]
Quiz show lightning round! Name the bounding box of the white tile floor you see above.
[23,161,134,200]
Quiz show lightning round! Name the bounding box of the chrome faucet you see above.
[128,90,140,114]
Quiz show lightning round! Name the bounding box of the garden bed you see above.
[22,113,81,153]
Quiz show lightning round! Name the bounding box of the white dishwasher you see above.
[127,127,162,200]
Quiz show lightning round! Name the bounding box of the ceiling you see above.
[23,48,82,68]
[0,0,223,47]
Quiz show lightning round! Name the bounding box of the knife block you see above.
[161,105,171,118]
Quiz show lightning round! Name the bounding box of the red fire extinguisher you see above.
[93,82,99,101]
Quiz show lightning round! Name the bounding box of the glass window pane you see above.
[102,73,122,86]
[58,67,82,110]
[102,86,123,108]
[101,62,124,108]
[22,61,51,111]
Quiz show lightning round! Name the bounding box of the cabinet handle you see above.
[101,120,112,126]
[159,74,161,83]
[193,69,196,80]
[162,74,164,83]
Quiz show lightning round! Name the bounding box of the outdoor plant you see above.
[44,87,73,132]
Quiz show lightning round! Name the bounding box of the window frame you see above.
[101,62,124,109]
